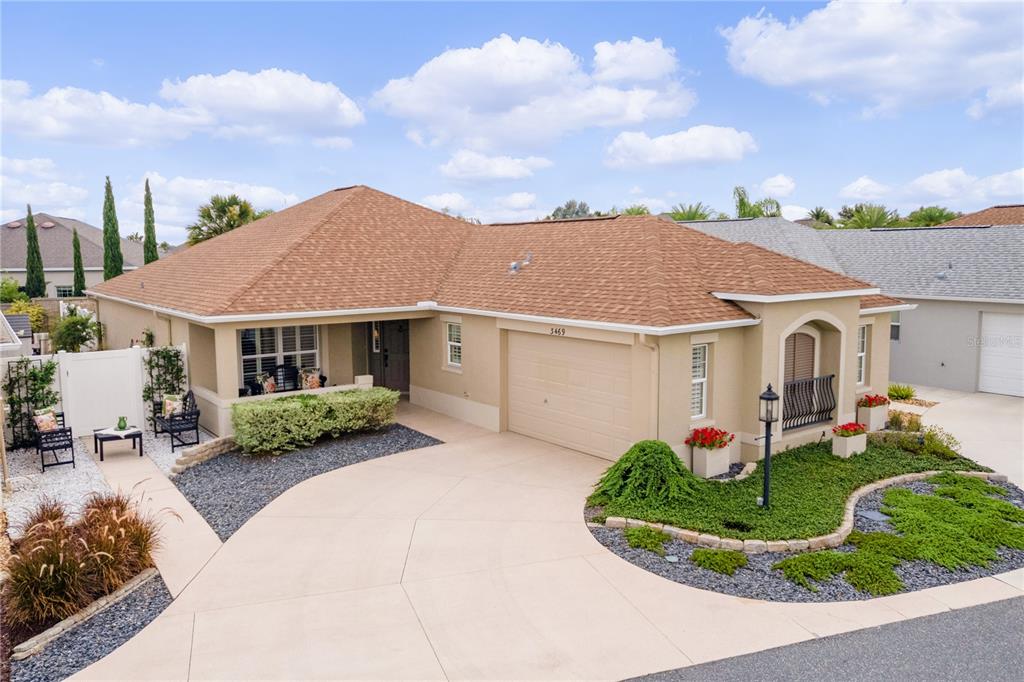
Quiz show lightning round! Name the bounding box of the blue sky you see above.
[2,1,1022,243]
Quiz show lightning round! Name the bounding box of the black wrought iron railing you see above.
[782,374,836,431]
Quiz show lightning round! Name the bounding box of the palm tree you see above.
[905,205,961,227]
[668,202,716,221]
[841,203,901,229]
[547,199,593,220]
[733,186,782,218]
[187,194,274,244]
[807,206,834,226]
[621,204,650,215]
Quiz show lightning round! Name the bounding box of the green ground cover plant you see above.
[772,474,1024,595]
[589,439,984,540]
[624,526,672,556]
[888,383,916,400]
[690,548,749,575]
[231,387,400,454]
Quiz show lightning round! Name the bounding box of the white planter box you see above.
[832,433,867,458]
[857,404,888,432]
[691,443,732,478]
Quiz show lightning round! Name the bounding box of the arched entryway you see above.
[781,323,838,431]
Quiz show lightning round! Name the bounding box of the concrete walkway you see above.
[76,406,1024,680]
[88,438,222,597]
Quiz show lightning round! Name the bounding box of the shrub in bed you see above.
[1,494,161,638]
[691,548,748,576]
[231,387,400,455]
[624,526,672,556]
[588,440,700,513]
[887,383,916,401]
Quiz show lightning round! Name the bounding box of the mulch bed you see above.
[590,480,1024,603]
[173,423,441,540]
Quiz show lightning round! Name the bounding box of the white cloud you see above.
[118,172,299,242]
[439,149,552,181]
[1,156,57,179]
[422,192,471,213]
[159,69,364,141]
[760,173,796,198]
[592,37,677,82]
[1,69,364,146]
[781,204,810,221]
[1,79,211,146]
[721,2,1023,118]
[313,136,353,150]
[968,79,1024,119]
[372,34,694,149]
[907,167,1024,203]
[840,176,891,200]
[495,192,537,210]
[605,125,757,168]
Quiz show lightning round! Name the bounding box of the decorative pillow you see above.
[301,368,322,390]
[33,408,58,432]
[163,393,183,416]
[262,375,277,394]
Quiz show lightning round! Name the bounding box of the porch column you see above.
[214,326,239,400]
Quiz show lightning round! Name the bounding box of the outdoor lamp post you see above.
[758,384,780,508]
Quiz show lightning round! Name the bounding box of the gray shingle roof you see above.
[0,213,146,270]
[681,218,1024,302]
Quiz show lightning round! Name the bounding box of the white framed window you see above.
[55,286,75,298]
[691,344,708,418]
[240,325,319,385]
[890,311,901,341]
[445,322,462,367]
[856,325,868,385]
[371,321,381,353]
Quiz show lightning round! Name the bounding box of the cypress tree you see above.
[102,176,124,280]
[142,178,158,264]
[72,228,86,296]
[24,205,46,298]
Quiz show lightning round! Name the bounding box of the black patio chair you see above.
[35,412,75,472]
[273,364,300,392]
[154,390,201,452]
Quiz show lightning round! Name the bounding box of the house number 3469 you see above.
[549,327,566,336]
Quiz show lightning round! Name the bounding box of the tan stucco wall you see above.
[94,297,187,349]
[326,323,354,385]
[187,323,216,391]
[859,312,892,397]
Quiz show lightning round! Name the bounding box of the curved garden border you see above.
[603,470,1009,553]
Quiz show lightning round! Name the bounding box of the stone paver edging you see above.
[169,436,236,476]
[605,470,1008,554]
[11,568,159,661]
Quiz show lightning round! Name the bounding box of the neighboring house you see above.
[683,217,1024,397]
[88,186,903,465]
[939,203,1024,227]
[0,213,152,298]
[0,312,26,355]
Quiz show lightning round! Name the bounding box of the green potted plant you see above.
[684,426,735,478]
[832,422,867,458]
[856,393,890,431]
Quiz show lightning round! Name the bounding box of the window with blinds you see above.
[691,344,708,418]
[784,333,815,382]
[240,326,319,384]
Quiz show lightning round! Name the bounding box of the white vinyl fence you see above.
[2,343,188,437]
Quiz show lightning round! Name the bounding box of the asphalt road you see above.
[636,596,1024,682]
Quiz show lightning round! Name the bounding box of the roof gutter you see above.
[886,294,1024,305]
[860,303,918,315]
[712,288,879,303]
[85,290,762,336]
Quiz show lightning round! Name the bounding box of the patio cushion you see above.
[300,368,321,390]
[33,408,59,432]
[163,393,183,416]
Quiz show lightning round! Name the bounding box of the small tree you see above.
[72,229,86,296]
[6,300,46,332]
[807,206,834,226]
[24,206,46,298]
[621,204,650,215]
[733,186,781,218]
[0,276,28,303]
[841,204,901,229]
[546,200,594,220]
[102,177,124,280]
[187,194,273,244]
[143,178,159,264]
[905,206,961,227]
[51,308,99,352]
[668,202,716,221]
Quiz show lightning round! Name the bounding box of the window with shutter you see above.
[784,333,815,382]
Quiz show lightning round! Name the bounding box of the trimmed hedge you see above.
[231,387,400,455]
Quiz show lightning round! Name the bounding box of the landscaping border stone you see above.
[603,470,1010,553]
[11,568,158,661]
[169,436,236,476]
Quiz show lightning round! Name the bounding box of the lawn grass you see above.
[590,440,985,541]
[772,473,1024,595]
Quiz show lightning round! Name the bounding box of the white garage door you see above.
[507,331,633,459]
[979,312,1024,397]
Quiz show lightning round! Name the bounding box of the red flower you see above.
[685,427,735,449]
[857,394,890,408]
[832,422,867,437]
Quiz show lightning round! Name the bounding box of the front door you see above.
[369,321,410,392]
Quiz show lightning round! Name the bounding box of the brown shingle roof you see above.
[940,204,1024,227]
[860,294,905,310]
[89,186,880,327]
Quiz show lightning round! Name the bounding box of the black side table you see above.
[93,428,144,461]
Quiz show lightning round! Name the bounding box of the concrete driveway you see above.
[76,407,1024,681]
[917,388,1024,487]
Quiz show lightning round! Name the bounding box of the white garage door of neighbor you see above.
[507,331,633,458]
[978,312,1024,397]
